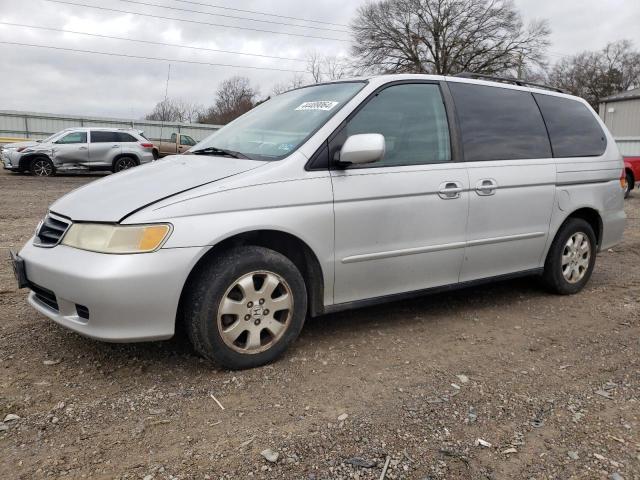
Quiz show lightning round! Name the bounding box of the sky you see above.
[0,0,639,120]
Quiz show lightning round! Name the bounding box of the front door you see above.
[52,131,88,166]
[447,81,556,282]
[330,82,469,305]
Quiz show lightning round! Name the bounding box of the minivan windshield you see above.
[193,81,365,160]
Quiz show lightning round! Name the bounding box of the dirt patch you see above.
[1,169,639,479]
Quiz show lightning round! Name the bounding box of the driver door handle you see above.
[475,178,498,196]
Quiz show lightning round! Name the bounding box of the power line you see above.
[116,0,350,34]
[0,41,308,72]
[0,21,308,62]
[174,0,349,28]
[42,0,351,43]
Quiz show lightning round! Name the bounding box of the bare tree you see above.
[145,98,204,123]
[549,40,640,109]
[307,51,323,83]
[145,98,180,122]
[350,0,550,76]
[271,74,309,96]
[198,76,259,124]
[323,55,349,80]
[176,100,205,123]
[306,51,352,83]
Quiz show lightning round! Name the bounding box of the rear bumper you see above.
[19,239,205,342]
[601,208,626,250]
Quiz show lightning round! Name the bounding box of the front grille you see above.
[29,282,59,311]
[34,214,70,247]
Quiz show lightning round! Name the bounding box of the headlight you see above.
[61,223,172,254]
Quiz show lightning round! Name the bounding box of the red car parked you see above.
[624,156,640,198]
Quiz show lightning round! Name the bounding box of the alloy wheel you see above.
[217,270,293,354]
[561,232,591,283]
[32,159,53,176]
[116,158,135,171]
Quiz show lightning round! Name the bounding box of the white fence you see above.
[614,137,640,156]
[0,110,221,142]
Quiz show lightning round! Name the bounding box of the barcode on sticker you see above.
[295,101,339,111]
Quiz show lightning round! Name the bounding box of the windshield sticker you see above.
[295,101,339,111]
[277,143,294,152]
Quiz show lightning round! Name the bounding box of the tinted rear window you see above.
[533,94,606,157]
[91,131,119,143]
[449,82,551,161]
[116,133,138,142]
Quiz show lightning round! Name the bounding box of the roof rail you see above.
[453,72,566,94]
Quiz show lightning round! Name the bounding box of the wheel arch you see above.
[561,207,603,249]
[19,153,51,171]
[176,229,326,332]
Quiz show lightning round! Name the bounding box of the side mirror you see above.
[339,134,385,165]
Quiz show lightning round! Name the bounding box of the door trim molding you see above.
[321,267,544,315]
[341,231,546,264]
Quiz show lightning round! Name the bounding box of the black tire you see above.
[112,156,137,173]
[152,149,159,160]
[542,218,597,295]
[30,156,55,177]
[184,246,307,369]
[625,172,633,198]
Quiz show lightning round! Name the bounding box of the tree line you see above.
[146,0,640,125]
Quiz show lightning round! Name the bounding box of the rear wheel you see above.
[112,156,137,173]
[30,157,55,177]
[184,246,307,369]
[625,172,633,198]
[542,218,596,295]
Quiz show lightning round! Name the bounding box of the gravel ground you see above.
[0,169,639,480]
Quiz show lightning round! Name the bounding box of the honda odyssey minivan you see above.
[12,74,626,369]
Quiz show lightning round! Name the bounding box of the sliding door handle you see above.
[475,178,498,196]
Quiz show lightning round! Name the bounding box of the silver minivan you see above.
[12,74,626,369]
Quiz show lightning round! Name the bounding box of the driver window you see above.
[181,135,195,146]
[56,132,87,144]
[339,83,451,167]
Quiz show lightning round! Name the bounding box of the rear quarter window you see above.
[116,133,138,142]
[449,82,551,161]
[533,94,607,157]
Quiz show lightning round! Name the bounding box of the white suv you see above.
[4,128,155,176]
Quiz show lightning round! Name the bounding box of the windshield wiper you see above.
[190,146,248,159]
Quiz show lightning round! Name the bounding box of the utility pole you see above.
[159,64,171,143]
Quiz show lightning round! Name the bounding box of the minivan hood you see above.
[50,155,266,222]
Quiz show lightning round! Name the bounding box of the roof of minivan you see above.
[316,74,584,103]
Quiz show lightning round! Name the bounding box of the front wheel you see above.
[542,218,596,295]
[30,157,55,177]
[184,246,307,369]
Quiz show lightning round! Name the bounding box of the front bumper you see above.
[19,239,205,342]
[2,150,19,170]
